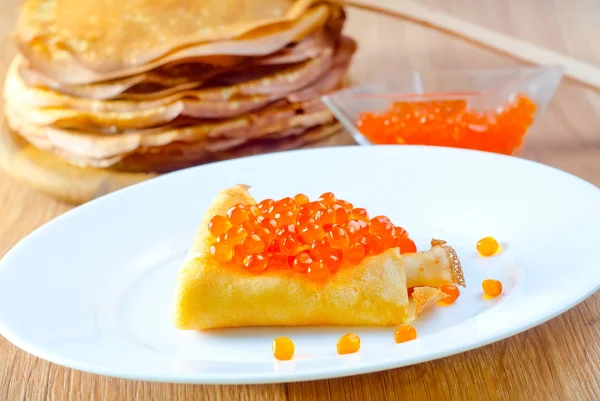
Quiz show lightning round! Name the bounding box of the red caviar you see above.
[208,193,417,279]
[482,279,503,297]
[356,94,537,155]
[394,325,417,343]
[439,284,460,305]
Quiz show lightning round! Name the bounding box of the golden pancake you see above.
[16,5,332,85]
[16,0,315,71]
[7,36,355,124]
[5,98,334,161]
[17,28,334,100]
[173,185,466,330]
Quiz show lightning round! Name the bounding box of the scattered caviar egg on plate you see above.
[337,332,361,355]
[272,337,295,361]
[439,284,460,305]
[482,279,503,297]
[394,325,417,344]
[477,236,499,256]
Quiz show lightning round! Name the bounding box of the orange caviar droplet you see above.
[208,215,232,237]
[227,205,249,226]
[300,223,325,243]
[292,252,313,273]
[267,252,288,269]
[319,192,336,205]
[258,199,275,211]
[337,332,360,355]
[398,237,417,254]
[241,234,266,255]
[307,260,330,283]
[315,208,336,227]
[366,234,385,255]
[275,210,296,226]
[394,325,417,344]
[343,243,365,265]
[224,225,248,246]
[210,243,233,264]
[310,239,330,260]
[280,236,301,256]
[293,193,310,206]
[327,225,350,249]
[244,254,268,273]
[439,284,460,305]
[477,236,499,256]
[322,251,342,273]
[332,204,350,225]
[351,208,369,222]
[272,337,295,361]
[482,279,503,297]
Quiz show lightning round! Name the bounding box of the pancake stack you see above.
[4,0,356,173]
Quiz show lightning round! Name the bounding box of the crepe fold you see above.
[5,1,356,177]
[173,185,466,330]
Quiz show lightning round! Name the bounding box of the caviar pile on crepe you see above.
[173,185,466,330]
[4,0,356,174]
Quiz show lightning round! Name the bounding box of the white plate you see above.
[1,146,599,384]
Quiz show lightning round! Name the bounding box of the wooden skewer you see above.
[329,0,600,90]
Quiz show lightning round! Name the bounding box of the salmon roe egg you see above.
[267,252,288,269]
[322,251,342,272]
[366,234,385,255]
[227,205,249,226]
[307,260,330,283]
[210,242,233,263]
[315,208,336,227]
[477,236,499,256]
[398,237,417,254]
[258,199,274,212]
[343,243,366,265]
[241,234,266,255]
[224,225,248,245]
[300,223,325,243]
[319,192,336,205]
[337,332,361,355]
[208,215,231,237]
[292,252,313,273]
[394,325,417,343]
[439,284,460,305]
[351,208,369,222]
[482,279,503,297]
[272,337,295,360]
[327,225,350,249]
[293,193,310,206]
[310,239,330,260]
[332,204,350,225]
[280,236,301,256]
[244,254,268,273]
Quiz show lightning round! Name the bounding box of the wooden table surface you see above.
[2,0,600,400]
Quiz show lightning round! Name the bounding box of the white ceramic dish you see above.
[0,146,599,384]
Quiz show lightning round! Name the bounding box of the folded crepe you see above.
[173,185,465,330]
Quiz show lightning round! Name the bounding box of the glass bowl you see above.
[322,67,563,154]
